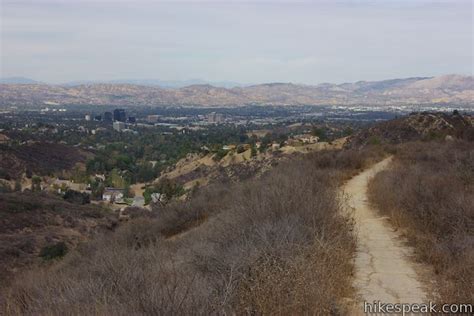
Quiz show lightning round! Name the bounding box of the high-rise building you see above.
[127,116,136,123]
[94,115,102,121]
[215,113,224,123]
[207,112,224,124]
[113,109,126,122]
[84,114,91,121]
[147,115,160,123]
[207,112,216,123]
[103,112,113,122]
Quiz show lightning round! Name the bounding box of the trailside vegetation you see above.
[3,148,385,315]
[368,140,474,303]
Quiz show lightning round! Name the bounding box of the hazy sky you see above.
[1,0,473,84]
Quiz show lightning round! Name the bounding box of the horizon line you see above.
[1,73,471,88]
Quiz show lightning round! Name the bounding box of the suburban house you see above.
[94,174,106,181]
[50,179,86,193]
[102,188,124,203]
[222,144,237,151]
[294,134,319,144]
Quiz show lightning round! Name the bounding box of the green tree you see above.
[90,180,105,200]
[213,149,228,161]
[136,162,156,183]
[31,176,42,192]
[251,146,257,157]
[109,169,127,188]
[343,127,354,136]
[63,189,90,205]
[312,127,327,141]
[123,182,132,198]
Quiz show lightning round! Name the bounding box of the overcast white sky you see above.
[1,0,472,84]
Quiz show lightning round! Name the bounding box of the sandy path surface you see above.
[343,157,429,309]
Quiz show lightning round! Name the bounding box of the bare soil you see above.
[343,157,430,310]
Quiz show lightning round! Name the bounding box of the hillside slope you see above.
[345,112,474,148]
[0,192,117,285]
[2,148,386,315]
[0,142,91,180]
[368,141,474,303]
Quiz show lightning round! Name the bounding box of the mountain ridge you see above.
[0,77,249,88]
[1,74,472,107]
[0,77,43,85]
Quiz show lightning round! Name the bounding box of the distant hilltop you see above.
[0,77,248,88]
[0,77,43,85]
[345,111,474,148]
[0,74,472,108]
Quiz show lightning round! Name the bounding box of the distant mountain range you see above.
[0,75,472,107]
[0,77,43,85]
[0,77,248,88]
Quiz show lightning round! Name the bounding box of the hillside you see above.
[1,75,472,107]
[0,142,91,180]
[345,111,474,148]
[0,192,117,286]
[1,113,472,314]
[2,148,385,315]
[157,140,346,193]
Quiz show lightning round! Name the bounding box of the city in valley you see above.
[1,0,473,315]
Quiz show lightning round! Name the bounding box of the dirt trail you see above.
[343,157,429,307]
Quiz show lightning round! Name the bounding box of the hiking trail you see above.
[343,157,430,310]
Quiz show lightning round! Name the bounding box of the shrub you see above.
[143,178,184,204]
[31,175,42,192]
[4,148,385,314]
[39,242,68,261]
[368,140,474,303]
[63,189,90,205]
[213,148,228,161]
[250,145,257,157]
[0,181,12,193]
[368,135,381,145]
[0,168,11,180]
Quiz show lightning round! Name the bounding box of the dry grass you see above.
[368,140,474,303]
[0,192,117,287]
[3,148,385,315]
